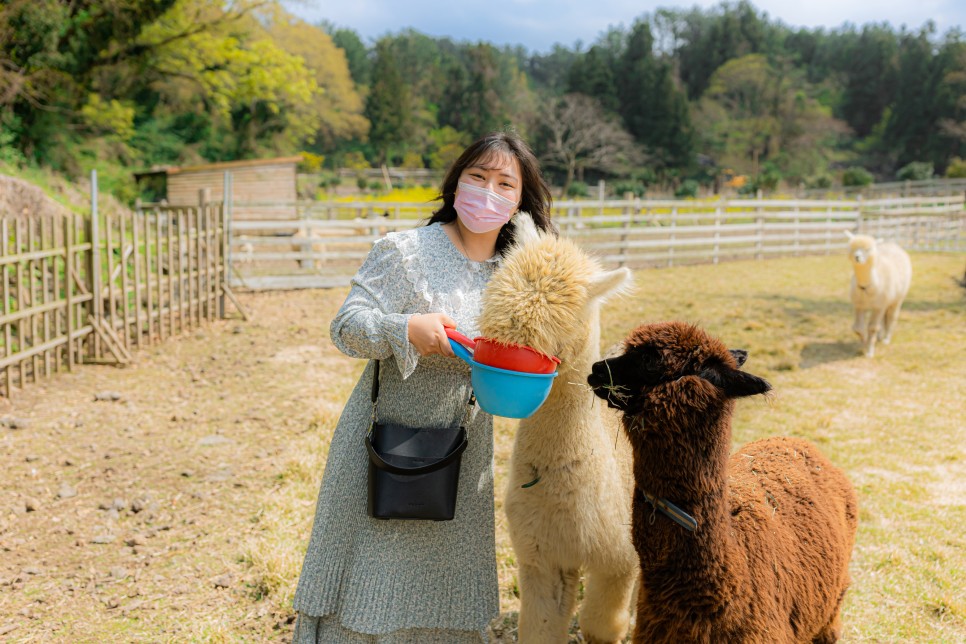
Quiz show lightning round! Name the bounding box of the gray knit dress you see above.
[292,222,500,643]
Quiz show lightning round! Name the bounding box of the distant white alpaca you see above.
[479,214,637,644]
[844,231,912,357]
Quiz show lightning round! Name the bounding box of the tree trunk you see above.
[562,162,576,198]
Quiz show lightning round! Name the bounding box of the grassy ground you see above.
[0,252,963,642]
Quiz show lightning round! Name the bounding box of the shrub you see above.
[896,161,934,182]
[315,171,340,189]
[567,181,589,197]
[612,180,647,198]
[743,166,783,194]
[343,151,370,170]
[299,152,325,173]
[631,167,657,186]
[808,174,833,189]
[842,167,873,187]
[400,152,424,169]
[356,176,367,191]
[0,124,25,166]
[945,157,966,179]
[675,179,699,198]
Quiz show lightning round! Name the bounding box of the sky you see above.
[288,0,965,53]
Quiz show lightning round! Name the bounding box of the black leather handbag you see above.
[364,360,473,521]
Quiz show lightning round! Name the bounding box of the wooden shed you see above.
[135,156,302,221]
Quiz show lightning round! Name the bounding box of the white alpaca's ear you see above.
[843,230,854,240]
[510,211,541,247]
[588,267,633,301]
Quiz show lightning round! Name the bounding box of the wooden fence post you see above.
[713,197,722,264]
[132,210,143,350]
[618,200,630,268]
[90,170,102,360]
[669,205,677,267]
[1,219,9,396]
[221,171,232,316]
[755,193,764,260]
[63,216,74,371]
[598,180,605,219]
[825,205,832,255]
[198,189,210,324]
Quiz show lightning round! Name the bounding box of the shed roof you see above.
[133,156,302,179]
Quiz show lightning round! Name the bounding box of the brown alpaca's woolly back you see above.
[588,321,859,643]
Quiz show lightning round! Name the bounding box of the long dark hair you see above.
[428,130,555,255]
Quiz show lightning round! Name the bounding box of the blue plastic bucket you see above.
[449,339,557,418]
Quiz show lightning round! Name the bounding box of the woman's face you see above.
[457,153,523,209]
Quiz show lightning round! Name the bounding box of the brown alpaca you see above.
[587,321,858,643]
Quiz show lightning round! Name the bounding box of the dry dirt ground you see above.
[0,289,356,643]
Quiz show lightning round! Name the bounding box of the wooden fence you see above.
[0,195,239,398]
[227,194,966,290]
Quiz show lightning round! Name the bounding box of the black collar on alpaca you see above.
[637,488,698,532]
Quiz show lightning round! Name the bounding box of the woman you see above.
[293,131,555,643]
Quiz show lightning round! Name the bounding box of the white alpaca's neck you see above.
[514,330,603,467]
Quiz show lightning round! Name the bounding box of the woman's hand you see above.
[408,313,458,356]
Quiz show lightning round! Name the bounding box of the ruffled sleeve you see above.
[329,235,420,377]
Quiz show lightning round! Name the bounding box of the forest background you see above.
[2,0,966,204]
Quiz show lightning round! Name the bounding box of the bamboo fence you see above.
[0,190,241,398]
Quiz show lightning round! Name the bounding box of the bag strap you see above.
[364,428,468,475]
[371,359,380,402]
[369,359,475,426]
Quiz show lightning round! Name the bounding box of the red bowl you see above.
[445,329,560,374]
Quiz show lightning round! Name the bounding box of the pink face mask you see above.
[454,182,518,233]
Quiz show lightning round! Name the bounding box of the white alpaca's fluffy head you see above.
[845,231,878,265]
[480,217,631,363]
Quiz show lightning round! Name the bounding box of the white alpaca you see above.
[479,215,637,644]
[844,231,912,357]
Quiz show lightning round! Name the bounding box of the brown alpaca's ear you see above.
[729,349,748,367]
[699,364,771,399]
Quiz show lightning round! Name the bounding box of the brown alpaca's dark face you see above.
[587,322,769,418]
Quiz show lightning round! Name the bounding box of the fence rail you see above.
[228,194,966,290]
[0,191,236,398]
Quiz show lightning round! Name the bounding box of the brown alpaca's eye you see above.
[637,346,663,376]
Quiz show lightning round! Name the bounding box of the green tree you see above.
[329,27,371,87]
[365,39,412,164]
[617,20,694,170]
[672,1,780,99]
[427,126,470,170]
[934,38,966,171]
[0,0,180,164]
[694,54,848,183]
[567,44,619,112]
[265,8,369,149]
[525,44,578,94]
[840,25,899,138]
[881,27,945,169]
